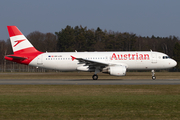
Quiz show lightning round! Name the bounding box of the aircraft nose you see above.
[171,59,177,67]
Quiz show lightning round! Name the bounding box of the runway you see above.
[0,79,180,85]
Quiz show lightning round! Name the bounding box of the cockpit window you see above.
[163,56,170,59]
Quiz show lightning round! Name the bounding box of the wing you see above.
[71,56,108,70]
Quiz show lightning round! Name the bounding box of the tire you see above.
[152,76,156,80]
[92,74,98,80]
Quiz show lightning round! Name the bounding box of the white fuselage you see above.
[29,51,177,71]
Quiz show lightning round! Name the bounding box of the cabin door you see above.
[151,53,157,63]
[37,54,43,66]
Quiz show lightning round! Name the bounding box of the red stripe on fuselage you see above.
[5,47,43,65]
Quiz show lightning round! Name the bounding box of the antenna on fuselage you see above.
[150,49,152,52]
[75,50,77,52]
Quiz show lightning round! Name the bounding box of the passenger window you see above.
[163,56,169,59]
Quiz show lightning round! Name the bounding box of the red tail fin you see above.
[7,26,39,54]
[5,26,43,65]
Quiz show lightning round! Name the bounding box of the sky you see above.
[1,0,180,40]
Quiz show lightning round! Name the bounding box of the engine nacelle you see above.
[109,65,126,76]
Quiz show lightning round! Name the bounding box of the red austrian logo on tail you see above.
[13,39,25,47]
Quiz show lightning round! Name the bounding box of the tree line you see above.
[0,25,180,72]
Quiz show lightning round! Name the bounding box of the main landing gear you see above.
[151,70,156,80]
[92,68,100,80]
[92,74,98,80]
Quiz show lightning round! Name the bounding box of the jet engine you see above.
[108,65,126,76]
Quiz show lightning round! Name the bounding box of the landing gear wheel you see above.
[92,74,98,80]
[152,76,156,80]
[151,70,156,80]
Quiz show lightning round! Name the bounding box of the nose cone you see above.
[171,59,177,67]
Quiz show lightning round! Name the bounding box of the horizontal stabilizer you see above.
[5,55,27,60]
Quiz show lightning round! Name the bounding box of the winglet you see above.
[71,56,76,61]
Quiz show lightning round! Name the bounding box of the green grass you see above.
[0,85,180,120]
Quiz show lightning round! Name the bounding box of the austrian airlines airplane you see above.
[5,26,177,80]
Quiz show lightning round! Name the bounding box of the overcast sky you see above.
[1,0,180,40]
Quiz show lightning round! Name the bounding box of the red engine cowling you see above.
[109,65,126,76]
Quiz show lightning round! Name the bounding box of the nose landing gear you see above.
[151,70,156,80]
[152,76,156,80]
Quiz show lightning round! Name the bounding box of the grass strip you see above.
[0,85,180,120]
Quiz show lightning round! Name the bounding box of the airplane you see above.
[5,26,177,80]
